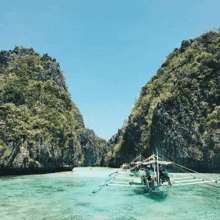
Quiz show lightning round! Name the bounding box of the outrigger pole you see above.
[92,171,119,193]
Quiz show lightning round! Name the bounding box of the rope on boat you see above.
[158,153,198,173]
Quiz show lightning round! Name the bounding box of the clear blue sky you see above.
[1,0,220,140]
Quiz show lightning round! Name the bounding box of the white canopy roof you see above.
[132,162,143,164]
[131,160,173,166]
[142,161,173,165]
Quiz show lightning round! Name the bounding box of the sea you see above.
[0,167,220,220]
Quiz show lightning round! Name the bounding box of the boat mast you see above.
[153,151,155,174]
[156,148,159,184]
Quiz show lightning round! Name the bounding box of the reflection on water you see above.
[0,168,220,220]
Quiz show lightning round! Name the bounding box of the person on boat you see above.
[146,167,154,180]
[146,167,155,188]
[160,168,172,186]
[141,175,147,185]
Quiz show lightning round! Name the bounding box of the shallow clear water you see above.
[0,168,220,220]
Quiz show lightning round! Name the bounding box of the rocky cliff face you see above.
[101,128,125,167]
[77,128,106,166]
[106,31,220,172]
[0,46,105,175]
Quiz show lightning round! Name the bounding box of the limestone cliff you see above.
[106,31,220,172]
[0,46,105,175]
[77,128,106,166]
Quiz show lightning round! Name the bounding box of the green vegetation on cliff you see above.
[107,30,220,172]
[0,46,105,174]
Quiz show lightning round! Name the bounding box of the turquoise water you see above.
[0,168,220,220]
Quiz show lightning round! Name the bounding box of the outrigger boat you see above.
[93,149,219,196]
[128,150,172,196]
[114,149,173,196]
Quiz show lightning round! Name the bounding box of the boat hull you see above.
[129,179,170,196]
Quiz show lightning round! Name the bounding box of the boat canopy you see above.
[142,161,173,165]
[133,161,172,165]
[132,162,143,165]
